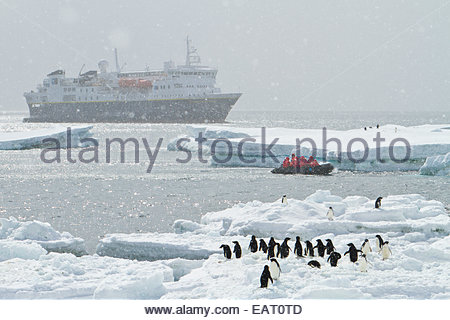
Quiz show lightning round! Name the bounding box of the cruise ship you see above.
[23,38,241,123]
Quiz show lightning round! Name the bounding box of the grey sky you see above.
[0,0,449,112]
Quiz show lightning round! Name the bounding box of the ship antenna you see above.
[186,36,190,66]
[114,48,121,72]
[78,64,85,76]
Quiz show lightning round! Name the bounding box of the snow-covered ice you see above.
[0,126,93,150]
[0,217,87,256]
[1,191,449,299]
[168,124,450,171]
[419,152,450,176]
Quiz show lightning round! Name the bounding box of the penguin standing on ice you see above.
[280,237,291,258]
[375,235,384,253]
[232,241,242,259]
[249,235,258,253]
[307,260,321,268]
[267,241,277,260]
[314,239,326,257]
[220,244,232,259]
[281,195,288,204]
[327,251,342,267]
[259,239,268,253]
[326,207,334,221]
[375,197,383,209]
[260,265,273,288]
[325,239,335,255]
[381,241,392,260]
[344,243,361,263]
[361,239,372,255]
[359,254,369,272]
[268,237,276,247]
[270,258,281,280]
[294,236,303,257]
[275,243,281,258]
[305,241,314,257]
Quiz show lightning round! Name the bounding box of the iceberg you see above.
[0,126,93,150]
[0,217,87,256]
[419,152,450,176]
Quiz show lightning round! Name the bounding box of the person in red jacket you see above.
[282,157,290,168]
[308,156,314,163]
[291,154,299,167]
[299,156,308,167]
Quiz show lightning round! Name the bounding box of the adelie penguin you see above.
[268,237,276,247]
[327,251,342,267]
[375,235,384,253]
[359,254,369,272]
[232,241,242,259]
[294,236,303,257]
[375,196,383,209]
[381,241,392,260]
[344,243,361,263]
[260,265,273,288]
[249,235,258,253]
[307,260,321,269]
[259,239,268,253]
[220,244,232,259]
[270,258,281,280]
[304,241,314,257]
[325,239,335,255]
[326,207,334,221]
[314,239,326,257]
[361,239,372,255]
[280,237,291,259]
[281,195,288,204]
[267,242,276,260]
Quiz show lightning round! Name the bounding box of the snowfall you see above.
[1,190,449,299]
[168,124,450,172]
[0,126,93,150]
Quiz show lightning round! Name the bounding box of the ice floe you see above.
[0,126,93,150]
[168,124,450,171]
[419,152,450,176]
[0,217,87,256]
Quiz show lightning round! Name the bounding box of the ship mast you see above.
[185,36,200,66]
[114,48,120,72]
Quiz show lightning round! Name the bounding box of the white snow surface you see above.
[1,191,449,299]
[419,152,450,176]
[0,125,93,150]
[168,124,450,171]
[0,217,87,256]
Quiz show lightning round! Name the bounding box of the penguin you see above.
[327,251,342,267]
[375,235,384,253]
[249,235,258,253]
[344,243,361,263]
[269,258,281,280]
[307,260,321,268]
[326,207,334,221]
[325,239,335,255]
[259,239,268,253]
[267,242,277,260]
[275,243,281,258]
[361,239,372,255]
[280,237,291,259]
[359,254,369,272]
[260,265,273,288]
[294,236,304,257]
[305,241,314,257]
[281,195,288,204]
[381,241,392,260]
[268,237,276,247]
[232,241,242,259]
[375,197,383,209]
[219,244,232,259]
[314,239,326,257]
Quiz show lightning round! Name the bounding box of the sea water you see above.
[0,110,448,252]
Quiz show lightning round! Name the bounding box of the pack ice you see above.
[0,126,93,150]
